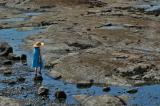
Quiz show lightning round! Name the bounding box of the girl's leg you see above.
[35,67,38,76]
[39,67,42,75]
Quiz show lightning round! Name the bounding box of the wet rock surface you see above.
[1,0,160,106]
[0,42,13,56]
[74,94,128,106]
[55,91,67,100]
[0,96,24,106]
[20,0,160,87]
[38,86,49,96]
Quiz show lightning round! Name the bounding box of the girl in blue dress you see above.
[32,42,44,76]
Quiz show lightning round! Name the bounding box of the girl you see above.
[32,42,44,76]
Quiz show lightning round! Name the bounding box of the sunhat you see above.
[33,42,44,47]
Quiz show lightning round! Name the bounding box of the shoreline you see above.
[1,0,160,105]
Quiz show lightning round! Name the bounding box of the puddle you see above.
[24,12,42,17]
[128,85,160,106]
[0,17,26,23]
[0,12,42,23]
[0,27,43,56]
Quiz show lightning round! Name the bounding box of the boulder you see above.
[0,42,13,57]
[38,86,49,96]
[21,54,27,61]
[8,53,21,60]
[74,94,127,106]
[55,91,67,100]
[2,60,12,65]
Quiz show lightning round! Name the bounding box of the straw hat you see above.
[33,42,44,47]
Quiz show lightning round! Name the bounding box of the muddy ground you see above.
[0,0,160,106]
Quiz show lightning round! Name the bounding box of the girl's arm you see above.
[39,48,42,63]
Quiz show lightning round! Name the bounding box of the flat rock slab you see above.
[74,94,127,106]
[0,96,24,106]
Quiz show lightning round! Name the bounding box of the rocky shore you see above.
[0,0,160,105]
[22,0,160,86]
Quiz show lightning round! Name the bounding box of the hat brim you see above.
[33,42,44,47]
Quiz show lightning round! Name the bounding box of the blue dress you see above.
[32,47,43,68]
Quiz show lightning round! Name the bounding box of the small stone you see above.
[76,82,92,89]
[0,67,8,72]
[53,75,62,80]
[55,91,67,99]
[127,88,138,94]
[103,87,111,92]
[38,86,49,96]
[2,60,12,65]
[3,70,12,76]
[17,77,25,82]
[34,76,43,81]
[21,54,27,61]
[8,81,16,85]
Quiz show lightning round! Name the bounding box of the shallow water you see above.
[128,85,160,106]
[0,12,113,105]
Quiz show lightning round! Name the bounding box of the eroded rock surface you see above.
[0,96,24,106]
[74,94,128,106]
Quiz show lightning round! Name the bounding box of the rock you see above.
[145,5,160,15]
[127,88,138,94]
[17,77,25,82]
[77,82,93,89]
[40,5,55,9]
[0,67,8,72]
[40,21,56,26]
[53,75,62,80]
[2,60,12,65]
[8,80,16,85]
[74,94,127,106]
[3,70,12,76]
[68,42,94,50]
[103,87,111,92]
[38,86,49,96]
[55,91,67,100]
[21,54,27,61]
[51,71,62,80]
[88,0,106,8]
[0,42,13,57]
[8,53,20,60]
[34,76,43,81]
[0,96,24,106]
[115,63,153,77]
